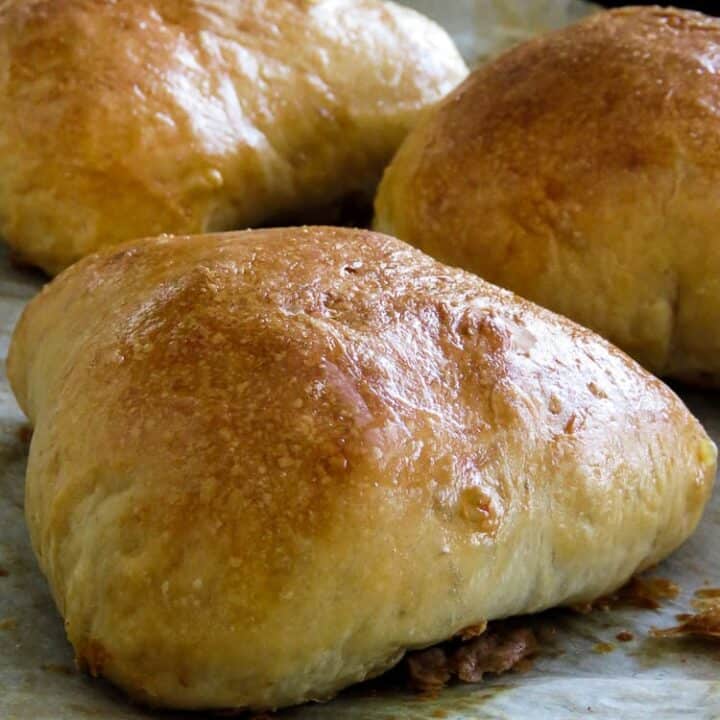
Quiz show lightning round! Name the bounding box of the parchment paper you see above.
[2,2,720,718]
[406,0,598,63]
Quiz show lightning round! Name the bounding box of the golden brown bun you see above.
[375,6,720,385]
[8,227,715,711]
[0,0,466,274]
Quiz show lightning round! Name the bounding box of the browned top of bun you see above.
[8,227,715,710]
[0,0,466,273]
[374,6,720,382]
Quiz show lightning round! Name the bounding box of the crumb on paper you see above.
[0,566,8,577]
[0,617,17,630]
[616,631,634,642]
[651,588,720,640]
[573,576,680,613]
[650,610,720,640]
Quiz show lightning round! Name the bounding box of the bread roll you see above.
[8,227,715,711]
[374,6,720,385]
[0,0,466,274]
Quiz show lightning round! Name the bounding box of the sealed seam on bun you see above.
[375,6,720,385]
[8,227,715,711]
[0,0,467,274]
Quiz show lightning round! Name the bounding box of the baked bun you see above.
[375,6,720,385]
[8,227,715,711]
[0,0,466,274]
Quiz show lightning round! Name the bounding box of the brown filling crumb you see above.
[75,639,111,676]
[651,588,720,640]
[16,424,33,444]
[405,624,538,692]
[574,576,679,613]
[616,631,634,642]
[456,621,488,641]
[651,610,720,640]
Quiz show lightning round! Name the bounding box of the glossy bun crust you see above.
[0,0,466,274]
[8,228,715,711]
[375,6,720,385]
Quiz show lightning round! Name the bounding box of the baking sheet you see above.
[407,0,598,63]
[2,2,720,718]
